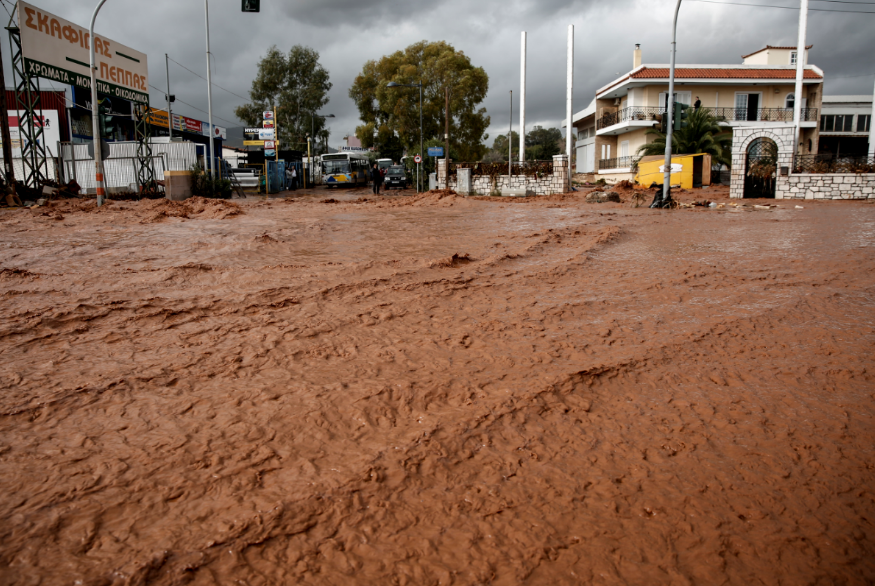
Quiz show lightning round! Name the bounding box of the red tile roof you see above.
[742,45,813,59]
[630,67,822,80]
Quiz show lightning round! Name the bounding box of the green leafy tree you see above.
[525,126,562,161]
[491,131,520,161]
[350,40,490,163]
[635,108,732,167]
[376,133,405,164]
[235,45,332,152]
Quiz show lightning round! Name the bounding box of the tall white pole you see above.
[868,74,875,157]
[520,31,526,163]
[659,0,682,208]
[566,25,574,190]
[204,0,216,180]
[88,0,109,206]
[792,0,809,160]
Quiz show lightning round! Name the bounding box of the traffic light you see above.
[98,99,115,138]
[673,102,690,131]
[242,0,260,12]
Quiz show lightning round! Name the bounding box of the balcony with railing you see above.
[597,107,665,131]
[710,107,818,123]
[596,106,818,133]
[598,156,634,171]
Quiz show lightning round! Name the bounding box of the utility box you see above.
[457,168,473,195]
[429,173,437,191]
[164,170,192,201]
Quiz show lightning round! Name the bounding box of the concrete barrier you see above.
[165,170,192,201]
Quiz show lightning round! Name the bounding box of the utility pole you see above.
[520,31,526,163]
[89,0,109,206]
[165,54,173,141]
[509,90,513,179]
[204,0,216,180]
[565,24,574,191]
[444,87,450,188]
[0,41,14,180]
[792,0,809,159]
[658,0,682,209]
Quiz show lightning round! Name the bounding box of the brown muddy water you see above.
[0,190,873,585]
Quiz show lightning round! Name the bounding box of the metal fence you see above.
[10,158,56,183]
[793,154,875,174]
[598,156,634,170]
[596,106,818,129]
[57,141,199,194]
[597,107,665,130]
[449,160,554,178]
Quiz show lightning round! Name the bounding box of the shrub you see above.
[190,164,232,199]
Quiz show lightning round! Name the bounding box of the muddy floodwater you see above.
[0,188,873,585]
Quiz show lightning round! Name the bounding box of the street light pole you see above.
[89,0,109,206]
[658,0,682,209]
[204,0,216,180]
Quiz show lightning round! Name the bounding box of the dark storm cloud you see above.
[5,0,873,149]
[280,0,427,26]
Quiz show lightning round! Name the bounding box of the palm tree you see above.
[635,108,732,167]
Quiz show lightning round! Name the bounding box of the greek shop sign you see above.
[18,2,149,105]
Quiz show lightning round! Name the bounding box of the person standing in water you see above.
[371,163,383,195]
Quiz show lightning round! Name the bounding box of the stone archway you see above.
[744,137,778,198]
[729,127,795,198]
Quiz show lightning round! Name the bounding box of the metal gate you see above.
[744,138,778,198]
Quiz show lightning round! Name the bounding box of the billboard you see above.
[207,124,227,140]
[18,1,149,104]
[0,110,62,157]
[146,108,225,140]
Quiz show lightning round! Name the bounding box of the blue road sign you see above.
[428,147,444,157]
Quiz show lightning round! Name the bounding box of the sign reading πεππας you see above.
[18,1,149,105]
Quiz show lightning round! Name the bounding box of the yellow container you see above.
[635,153,711,189]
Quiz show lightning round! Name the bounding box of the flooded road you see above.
[1,190,873,585]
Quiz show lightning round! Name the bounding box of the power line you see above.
[148,83,239,127]
[811,0,875,3]
[167,56,250,102]
[689,0,875,13]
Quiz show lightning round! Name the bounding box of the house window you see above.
[658,92,691,109]
[785,93,794,110]
[620,141,629,158]
[790,51,798,65]
[858,115,871,133]
[734,93,762,121]
[821,115,855,132]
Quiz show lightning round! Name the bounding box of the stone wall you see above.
[729,126,795,199]
[439,155,569,196]
[777,173,875,199]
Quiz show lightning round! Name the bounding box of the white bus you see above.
[322,152,370,187]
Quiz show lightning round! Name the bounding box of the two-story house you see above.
[576,44,823,184]
[818,95,872,157]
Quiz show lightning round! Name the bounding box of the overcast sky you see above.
[5,0,874,149]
